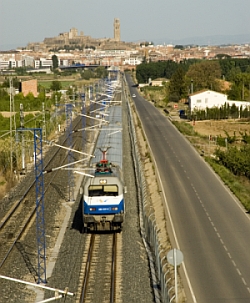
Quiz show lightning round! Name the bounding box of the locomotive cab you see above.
[82,165,124,232]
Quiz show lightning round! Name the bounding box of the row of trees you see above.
[80,66,108,80]
[0,91,51,112]
[0,111,51,135]
[136,58,250,102]
[215,145,250,179]
[51,55,108,79]
[136,59,194,83]
[49,45,96,52]
[190,103,250,121]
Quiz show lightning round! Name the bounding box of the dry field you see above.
[182,119,250,156]
[190,119,250,138]
[0,111,40,118]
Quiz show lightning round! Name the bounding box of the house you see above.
[188,89,250,113]
[150,78,168,86]
[188,90,227,112]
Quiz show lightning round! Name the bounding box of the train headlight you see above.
[111,207,118,211]
[99,179,107,184]
[89,207,96,211]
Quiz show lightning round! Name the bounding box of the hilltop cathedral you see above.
[27,18,136,52]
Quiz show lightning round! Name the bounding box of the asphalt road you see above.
[126,74,250,303]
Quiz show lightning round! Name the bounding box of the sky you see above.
[1,0,250,51]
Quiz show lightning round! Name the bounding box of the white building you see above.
[40,58,53,68]
[60,59,69,66]
[123,54,143,65]
[34,59,40,69]
[9,59,17,68]
[23,55,34,67]
[0,60,9,70]
[188,90,250,112]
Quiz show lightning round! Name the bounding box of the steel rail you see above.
[110,233,117,303]
[79,234,96,303]
[79,233,117,303]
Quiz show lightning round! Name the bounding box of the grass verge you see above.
[173,120,250,212]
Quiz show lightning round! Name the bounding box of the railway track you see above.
[0,90,123,302]
[0,114,94,274]
[78,233,118,303]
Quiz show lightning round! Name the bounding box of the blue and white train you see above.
[82,103,125,232]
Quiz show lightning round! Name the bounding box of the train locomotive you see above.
[82,104,125,232]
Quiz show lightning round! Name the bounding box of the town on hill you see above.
[0,18,250,73]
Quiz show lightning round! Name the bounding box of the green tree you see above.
[227,66,242,82]
[168,67,187,102]
[81,69,94,80]
[186,60,222,92]
[174,45,185,50]
[0,88,9,100]
[95,66,108,79]
[2,77,20,89]
[215,54,231,59]
[15,67,28,75]
[52,54,59,70]
[227,73,250,101]
[25,92,35,101]
[230,103,239,119]
[219,58,250,79]
[227,82,242,100]
[50,81,62,91]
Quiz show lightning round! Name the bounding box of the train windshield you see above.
[88,185,118,197]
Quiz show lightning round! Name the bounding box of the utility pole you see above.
[20,103,26,174]
[191,79,194,94]
[55,95,58,134]
[242,80,244,100]
[10,78,13,178]
[66,103,75,202]
[81,87,86,151]
[9,77,15,179]
[15,127,46,283]
[42,102,46,141]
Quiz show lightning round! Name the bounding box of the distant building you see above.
[151,78,168,86]
[40,58,53,68]
[20,79,38,97]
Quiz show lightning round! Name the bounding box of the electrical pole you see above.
[9,78,14,179]
[55,95,58,134]
[242,80,244,100]
[20,103,26,174]
[81,87,86,151]
[42,102,46,141]
[66,103,75,201]
[16,127,46,283]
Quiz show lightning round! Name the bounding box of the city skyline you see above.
[1,0,250,51]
